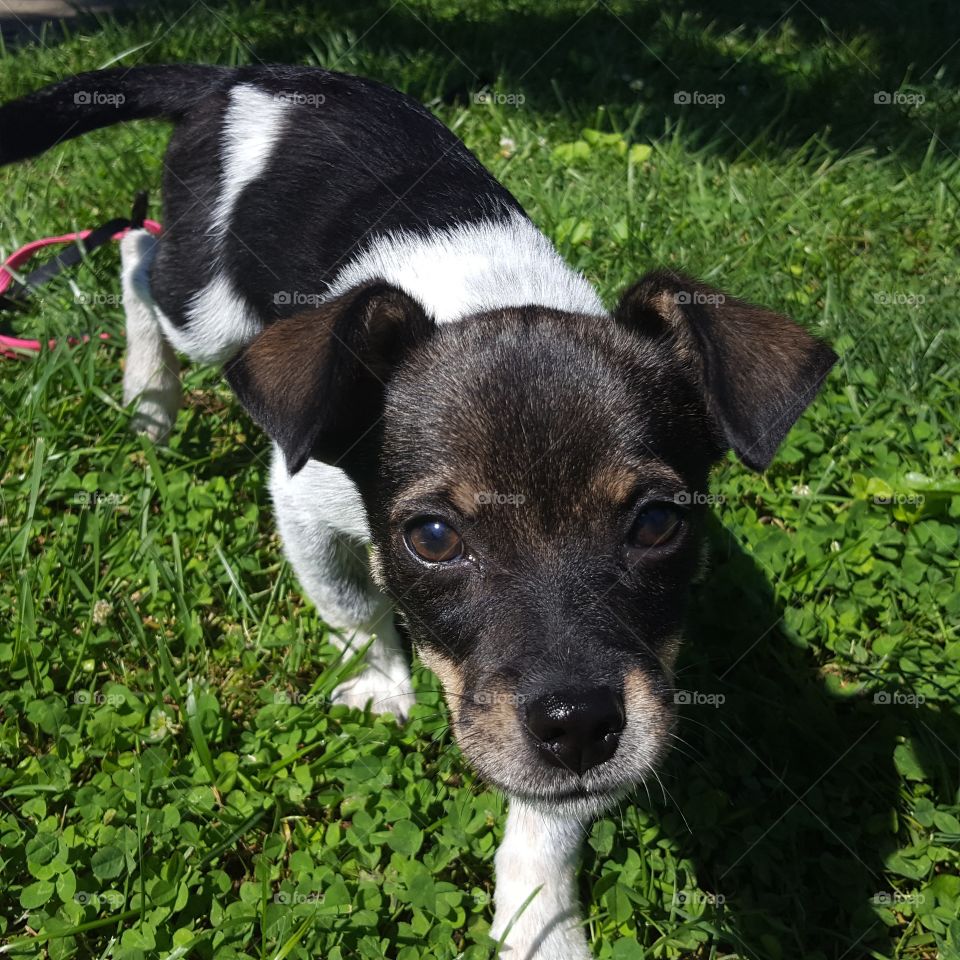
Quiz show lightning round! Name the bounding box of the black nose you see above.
[524,686,625,774]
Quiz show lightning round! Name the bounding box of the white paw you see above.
[128,397,179,442]
[124,368,181,443]
[331,666,416,720]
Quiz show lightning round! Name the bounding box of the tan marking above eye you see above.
[446,478,484,517]
[589,461,684,508]
[390,476,484,523]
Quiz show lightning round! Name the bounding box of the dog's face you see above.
[373,311,715,810]
[228,272,836,814]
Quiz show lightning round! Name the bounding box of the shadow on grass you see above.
[607,512,959,959]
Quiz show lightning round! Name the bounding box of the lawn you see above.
[0,1,958,958]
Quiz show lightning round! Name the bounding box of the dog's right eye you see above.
[405,518,464,563]
[627,502,684,550]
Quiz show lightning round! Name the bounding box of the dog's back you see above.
[1,65,533,359]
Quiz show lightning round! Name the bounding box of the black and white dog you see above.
[1,65,837,958]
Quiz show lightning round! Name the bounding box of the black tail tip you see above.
[0,99,80,166]
[0,101,37,166]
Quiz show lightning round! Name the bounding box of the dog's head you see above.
[228,271,836,814]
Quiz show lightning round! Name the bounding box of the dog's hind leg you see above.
[269,446,416,719]
[120,229,181,442]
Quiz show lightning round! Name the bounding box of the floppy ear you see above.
[615,270,838,471]
[225,282,434,474]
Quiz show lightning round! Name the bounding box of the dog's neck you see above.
[325,209,607,323]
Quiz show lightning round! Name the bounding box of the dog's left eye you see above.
[627,502,684,549]
[405,518,464,563]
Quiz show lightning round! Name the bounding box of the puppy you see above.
[0,65,837,958]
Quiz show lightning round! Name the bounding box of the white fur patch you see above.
[326,210,607,323]
[268,449,372,560]
[174,273,263,363]
[211,85,291,237]
[180,85,289,362]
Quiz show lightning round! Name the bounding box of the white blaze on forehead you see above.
[326,210,608,324]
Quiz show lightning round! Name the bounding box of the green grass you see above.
[1,2,958,958]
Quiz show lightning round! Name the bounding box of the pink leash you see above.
[0,218,162,359]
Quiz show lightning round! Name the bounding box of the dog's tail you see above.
[0,65,231,166]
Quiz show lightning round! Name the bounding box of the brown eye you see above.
[628,502,684,549]
[405,518,464,563]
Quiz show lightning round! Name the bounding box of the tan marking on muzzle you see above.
[659,634,682,683]
[453,679,530,786]
[415,645,466,724]
[624,668,668,733]
[475,684,526,742]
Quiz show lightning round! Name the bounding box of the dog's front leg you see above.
[269,448,416,719]
[490,798,592,960]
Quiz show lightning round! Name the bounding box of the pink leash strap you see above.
[0,218,162,359]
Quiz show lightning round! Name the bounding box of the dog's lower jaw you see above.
[490,798,592,960]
